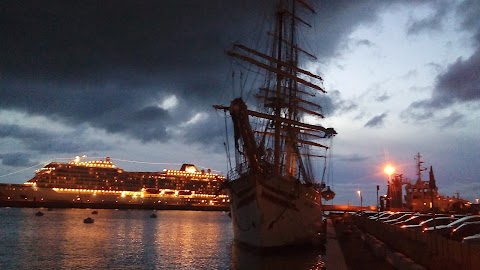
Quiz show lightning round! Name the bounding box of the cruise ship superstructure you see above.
[0,156,228,209]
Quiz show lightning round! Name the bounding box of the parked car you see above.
[379,212,411,222]
[368,212,391,220]
[396,214,431,227]
[376,212,396,221]
[462,233,480,246]
[423,215,480,237]
[383,213,414,224]
[450,221,480,241]
[357,210,378,217]
[401,217,457,231]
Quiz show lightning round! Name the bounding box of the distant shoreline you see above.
[0,201,229,211]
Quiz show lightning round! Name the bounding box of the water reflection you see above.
[154,211,232,269]
[0,209,231,269]
[0,208,325,270]
[230,243,326,270]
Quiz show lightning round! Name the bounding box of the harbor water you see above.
[0,208,325,269]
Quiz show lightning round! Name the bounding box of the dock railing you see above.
[355,216,480,270]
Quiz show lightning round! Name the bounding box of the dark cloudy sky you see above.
[1,0,479,205]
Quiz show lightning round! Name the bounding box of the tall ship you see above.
[0,156,229,210]
[214,0,336,248]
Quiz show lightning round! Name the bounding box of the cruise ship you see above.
[0,156,229,210]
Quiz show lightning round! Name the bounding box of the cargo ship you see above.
[0,156,229,210]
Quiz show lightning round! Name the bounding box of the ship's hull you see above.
[0,183,229,210]
[227,174,324,248]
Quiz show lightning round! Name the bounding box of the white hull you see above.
[0,184,228,207]
[228,175,323,248]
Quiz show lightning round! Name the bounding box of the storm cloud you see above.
[364,112,387,128]
[0,0,398,147]
[0,123,109,153]
[0,152,38,167]
[402,0,480,120]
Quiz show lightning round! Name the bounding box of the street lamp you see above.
[357,190,363,208]
[384,164,395,211]
[384,164,395,179]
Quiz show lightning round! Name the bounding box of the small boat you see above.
[150,213,157,218]
[35,211,44,216]
[83,217,94,223]
[91,210,98,214]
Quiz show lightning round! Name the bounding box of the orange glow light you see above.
[384,164,395,176]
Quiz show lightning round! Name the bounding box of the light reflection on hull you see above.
[0,184,229,209]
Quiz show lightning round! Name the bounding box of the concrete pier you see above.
[325,218,348,270]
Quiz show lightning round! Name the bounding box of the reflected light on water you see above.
[0,208,325,270]
[1,208,232,269]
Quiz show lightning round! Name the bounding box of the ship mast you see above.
[273,0,285,176]
[214,0,336,183]
[285,0,299,178]
[414,152,426,184]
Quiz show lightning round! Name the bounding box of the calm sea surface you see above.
[0,208,325,270]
